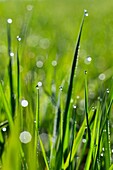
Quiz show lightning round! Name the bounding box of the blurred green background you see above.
[0,0,113,131]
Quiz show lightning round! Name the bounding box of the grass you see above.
[0,1,113,170]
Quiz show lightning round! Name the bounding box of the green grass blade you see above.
[84,71,91,142]
[62,9,86,150]
[0,83,13,130]
[84,107,99,170]
[50,87,62,169]
[39,136,50,170]
[7,19,15,117]
[34,87,40,168]
[17,38,21,104]
[64,107,94,169]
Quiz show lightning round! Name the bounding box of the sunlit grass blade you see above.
[64,107,94,169]
[84,107,99,170]
[0,120,8,129]
[94,96,113,169]
[39,136,50,170]
[62,10,87,153]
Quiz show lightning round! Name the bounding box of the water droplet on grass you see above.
[100,152,104,157]
[7,18,12,24]
[84,70,87,74]
[103,129,106,133]
[73,105,76,109]
[85,56,92,64]
[19,131,32,144]
[52,60,57,67]
[106,88,109,94]
[37,81,42,87]
[26,5,33,11]
[98,73,106,81]
[10,52,14,57]
[21,99,28,107]
[92,106,95,111]
[36,60,43,68]
[76,95,80,99]
[59,86,63,91]
[82,138,86,143]
[17,35,21,41]
[102,147,105,151]
[2,127,7,132]
[39,38,50,49]
[97,96,102,102]
[84,9,88,16]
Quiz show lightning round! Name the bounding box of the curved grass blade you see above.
[62,9,88,151]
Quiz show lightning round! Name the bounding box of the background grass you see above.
[0,0,113,169]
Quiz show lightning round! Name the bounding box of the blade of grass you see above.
[39,136,50,170]
[50,87,62,169]
[62,10,87,146]
[7,19,15,117]
[34,86,40,169]
[0,83,13,130]
[84,106,99,170]
[63,107,94,169]
[68,106,77,170]
[84,71,91,142]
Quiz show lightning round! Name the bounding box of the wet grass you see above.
[0,1,113,170]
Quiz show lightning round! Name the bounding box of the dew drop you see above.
[26,5,33,11]
[82,138,86,143]
[84,9,88,17]
[37,81,42,87]
[17,35,21,41]
[102,147,105,151]
[73,105,77,109]
[92,106,95,111]
[84,70,87,74]
[19,131,32,144]
[2,127,7,132]
[106,88,110,94]
[59,86,63,91]
[10,52,14,57]
[112,149,113,153]
[21,99,28,107]
[7,18,12,24]
[100,152,104,157]
[39,38,50,49]
[98,73,106,81]
[85,56,92,64]
[103,129,106,133]
[52,60,57,67]
[97,96,102,102]
[76,95,80,99]
[36,60,43,68]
